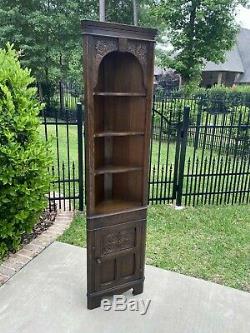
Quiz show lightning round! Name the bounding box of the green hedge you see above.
[155,84,250,123]
[0,45,52,258]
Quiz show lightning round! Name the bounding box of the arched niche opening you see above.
[94,51,147,134]
[95,51,145,93]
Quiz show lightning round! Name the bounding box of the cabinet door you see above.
[94,221,145,291]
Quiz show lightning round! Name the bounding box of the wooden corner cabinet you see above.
[81,20,157,309]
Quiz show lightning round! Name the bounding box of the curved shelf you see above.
[94,131,144,138]
[94,200,141,215]
[93,92,146,97]
[95,165,142,175]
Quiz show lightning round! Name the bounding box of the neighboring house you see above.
[202,28,250,87]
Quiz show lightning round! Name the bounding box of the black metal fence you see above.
[41,103,84,211]
[38,81,82,121]
[40,91,250,210]
[150,95,250,206]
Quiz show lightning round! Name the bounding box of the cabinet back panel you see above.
[94,138,105,169]
[95,174,105,206]
[94,171,143,207]
[94,96,146,133]
[112,172,143,202]
[95,136,144,169]
[112,136,144,166]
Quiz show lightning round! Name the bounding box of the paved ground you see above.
[0,242,249,333]
[0,210,73,286]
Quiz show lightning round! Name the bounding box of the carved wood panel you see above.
[94,38,118,87]
[127,40,147,74]
[101,227,135,256]
[95,38,118,68]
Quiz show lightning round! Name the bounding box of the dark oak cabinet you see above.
[82,20,156,309]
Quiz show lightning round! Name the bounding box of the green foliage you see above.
[154,84,250,137]
[154,0,248,85]
[106,0,134,24]
[0,45,51,258]
[105,0,159,27]
[178,83,250,101]
[0,0,98,88]
[0,1,156,92]
[193,85,250,111]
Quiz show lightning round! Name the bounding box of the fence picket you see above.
[41,93,250,210]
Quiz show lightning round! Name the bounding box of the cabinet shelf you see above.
[94,199,141,215]
[95,165,142,175]
[93,92,146,97]
[94,131,144,138]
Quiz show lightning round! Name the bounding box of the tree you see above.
[0,1,98,88]
[0,0,155,95]
[105,0,151,25]
[154,0,249,86]
[105,0,133,24]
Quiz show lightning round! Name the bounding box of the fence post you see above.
[77,102,84,211]
[59,80,64,112]
[173,122,181,200]
[194,104,202,150]
[176,106,190,206]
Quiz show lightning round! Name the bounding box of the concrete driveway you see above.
[0,241,249,333]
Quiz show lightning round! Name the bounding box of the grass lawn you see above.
[39,123,216,171]
[58,204,250,292]
[39,123,79,167]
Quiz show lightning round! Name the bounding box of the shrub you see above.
[0,45,51,258]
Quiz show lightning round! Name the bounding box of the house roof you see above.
[204,46,244,73]
[237,28,250,83]
[203,28,250,82]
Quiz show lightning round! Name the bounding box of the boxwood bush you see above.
[0,45,51,258]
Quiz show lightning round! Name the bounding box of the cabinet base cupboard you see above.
[82,20,157,309]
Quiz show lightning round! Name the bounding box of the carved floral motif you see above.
[94,38,118,87]
[95,38,118,68]
[127,41,147,69]
[102,229,135,255]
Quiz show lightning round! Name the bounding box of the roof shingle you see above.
[203,28,250,83]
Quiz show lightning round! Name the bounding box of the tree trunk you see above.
[132,0,138,26]
[99,0,105,22]
[185,0,201,83]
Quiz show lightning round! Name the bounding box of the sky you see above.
[237,5,250,29]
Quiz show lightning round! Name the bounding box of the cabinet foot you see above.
[133,282,144,295]
[87,295,102,310]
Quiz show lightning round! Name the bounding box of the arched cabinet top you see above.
[95,51,145,93]
[93,37,148,88]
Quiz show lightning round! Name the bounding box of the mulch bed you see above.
[0,208,57,265]
[21,208,57,246]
